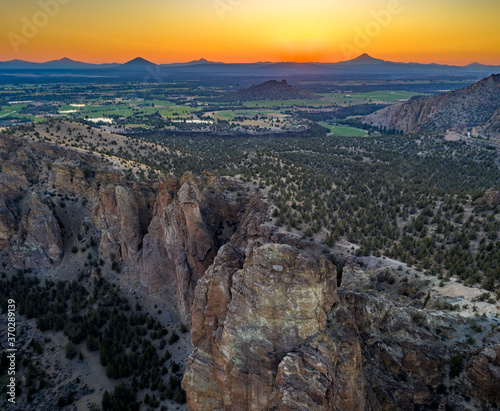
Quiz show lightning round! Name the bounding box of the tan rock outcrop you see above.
[365,74,500,133]
[474,188,500,205]
[93,184,151,264]
[50,161,90,195]
[465,345,500,403]
[8,192,63,269]
[1,133,256,323]
[184,242,365,411]
[0,199,16,249]
[271,306,365,411]
[141,173,251,322]
[4,131,500,411]
[342,262,372,290]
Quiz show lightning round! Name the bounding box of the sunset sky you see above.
[1,0,499,65]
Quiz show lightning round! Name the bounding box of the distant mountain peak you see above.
[351,53,383,63]
[46,57,79,64]
[38,57,94,68]
[354,53,373,60]
[123,57,156,66]
[337,53,385,65]
[189,58,224,65]
[189,58,216,64]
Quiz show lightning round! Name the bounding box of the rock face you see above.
[474,107,500,140]
[93,180,157,265]
[464,345,500,404]
[474,188,500,205]
[141,172,250,321]
[3,130,500,411]
[184,242,365,411]
[8,192,63,269]
[0,136,66,269]
[0,134,252,322]
[185,248,500,411]
[50,161,90,195]
[365,74,500,133]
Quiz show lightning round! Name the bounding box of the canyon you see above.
[1,130,499,410]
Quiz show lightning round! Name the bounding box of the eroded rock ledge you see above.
[184,242,364,411]
[0,135,256,322]
[183,227,500,410]
[2,135,500,411]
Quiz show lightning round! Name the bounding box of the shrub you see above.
[65,341,77,359]
[168,331,179,345]
[450,356,464,378]
[111,261,121,273]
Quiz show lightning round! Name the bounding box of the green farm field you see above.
[321,123,368,137]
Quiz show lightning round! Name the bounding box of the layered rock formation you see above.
[184,242,365,411]
[365,74,500,133]
[3,131,500,411]
[93,183,154,263]
[140,172,251,320]
[184,245,500,410]
[0,136,66,269]
[0,134,252,322]
[8,192,63,269]
[464,345,500,404]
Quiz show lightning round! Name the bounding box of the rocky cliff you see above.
[183,219,500,410]
[3,130,500,411]
[0,135,72,269]
[364,74,500,133]
[474,188,500,205]
[474,107,500,139]
[184,242,365,411]
[140,172,252,320]
[0,133,253,322]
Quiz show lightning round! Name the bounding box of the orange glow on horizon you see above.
[0,0,498,66]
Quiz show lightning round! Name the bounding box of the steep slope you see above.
[365,74,500,133]
[0,130,255,323]
[184,242,365,411]
[220,79,319,102]
[3,124,500,411]
[139,172,253,320]
[474,107,500,139]
[183,198,500,410]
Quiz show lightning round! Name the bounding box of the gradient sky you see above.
[1,0,499,64]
